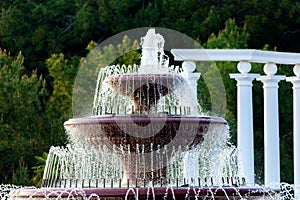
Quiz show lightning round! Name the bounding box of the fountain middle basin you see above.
[64,115,227,185]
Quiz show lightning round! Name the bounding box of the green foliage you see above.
[0,50,45,184]
[45,53,79,145]
[31,152,48,187]
[205,19,248,49]
[0,0,101,75]
[277,65,294,183]
[243,0,300,51]
[10,158,30,186]
[113,36,140,66]
[73,36,140,117]
[200,19,248,141]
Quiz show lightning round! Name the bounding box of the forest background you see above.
[0,0,299,186]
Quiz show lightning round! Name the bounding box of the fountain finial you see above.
[140,29,166,71]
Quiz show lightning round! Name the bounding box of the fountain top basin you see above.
[104,74,185,115]
[105,74,184,94]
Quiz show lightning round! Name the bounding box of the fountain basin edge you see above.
[9,187,279,199]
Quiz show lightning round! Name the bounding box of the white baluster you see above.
[230,61,259,185]
[182,61,201,97]
[257,63,285,187]
[286,64,300,198]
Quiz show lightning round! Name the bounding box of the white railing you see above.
[172,49,300,193]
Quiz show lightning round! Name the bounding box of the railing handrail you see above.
[171,49,300,65]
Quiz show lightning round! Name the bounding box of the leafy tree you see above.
[10,158,30,186]
[0,0,102,76]
[45,53,79,145]
[0,50,46,184]
[201,19,248,141]
[73,36,140,117]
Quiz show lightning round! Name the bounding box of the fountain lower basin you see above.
[10,186,278,199]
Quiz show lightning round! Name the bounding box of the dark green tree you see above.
[45,53,79,145]
[0,50,46,184]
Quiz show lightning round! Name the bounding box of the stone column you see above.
[257,63,285,187]
[230,61,259,185]
[286,64,300,198]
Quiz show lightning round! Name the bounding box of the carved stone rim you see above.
[64,116,227,126]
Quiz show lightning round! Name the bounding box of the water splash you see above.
[91,29,197,116]
[42,124,239,188]
[140,29,169,73]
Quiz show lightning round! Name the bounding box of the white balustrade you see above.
[172,49,300,191]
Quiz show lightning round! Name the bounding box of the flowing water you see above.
[42,123,238,188]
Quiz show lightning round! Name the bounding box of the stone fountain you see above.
[9,29,277,199]
[64,29,227,187]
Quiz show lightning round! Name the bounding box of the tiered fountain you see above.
[9,29,276,199]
